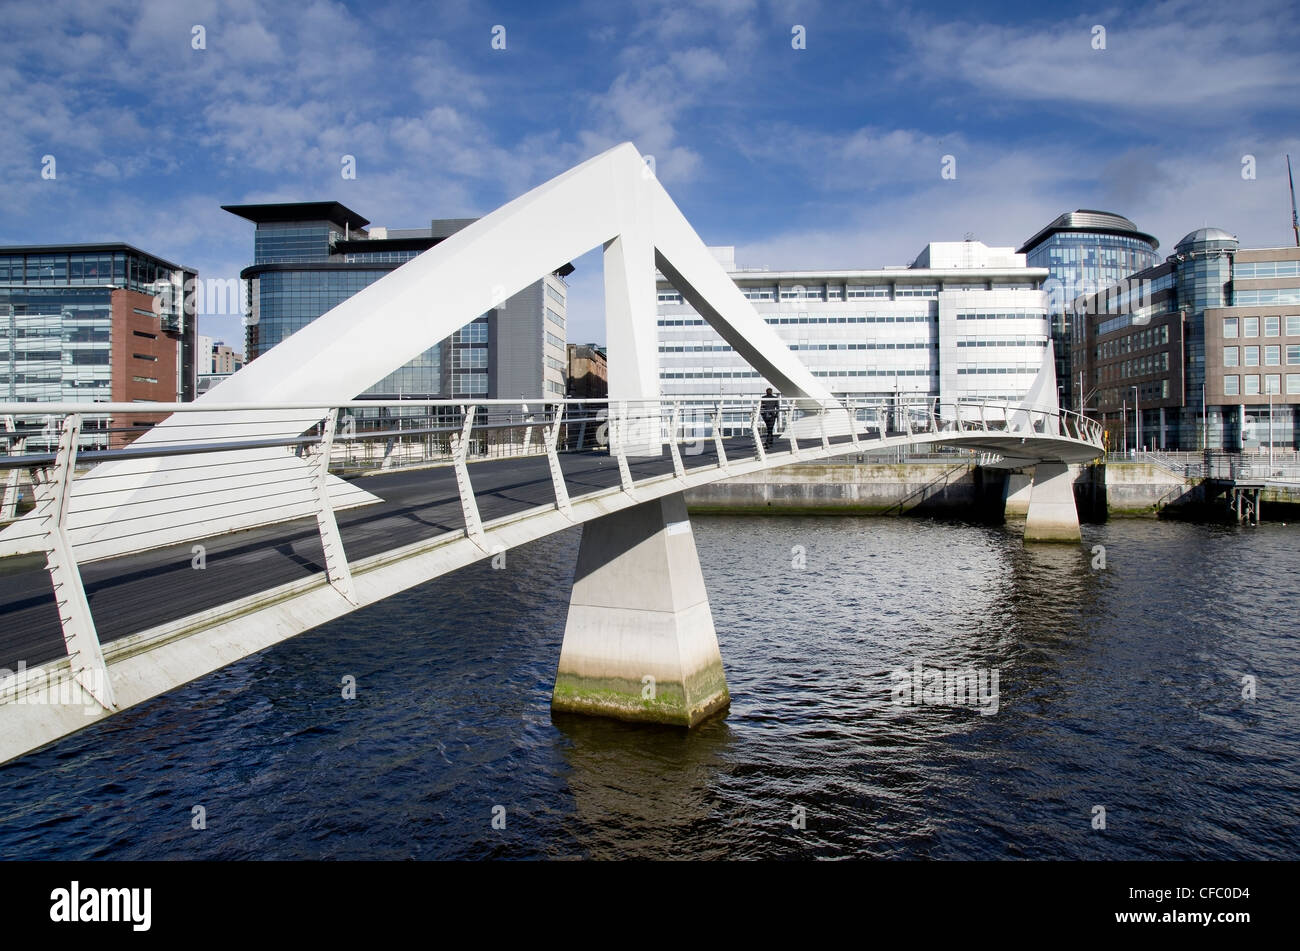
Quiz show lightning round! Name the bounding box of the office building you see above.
[224,203,571,403]
[1072,228,1300,451]
[656,241,1053,428]
[1019,210,1161,410]
[0,243,197,446]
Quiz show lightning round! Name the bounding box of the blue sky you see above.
[4,0,1298,348]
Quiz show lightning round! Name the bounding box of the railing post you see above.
[613,400,634,493]
[544,406,572,518]
[39,414,116,712]
[312,409,357,604]
[786,404,801,458]
[712,401,729,472]
[848,402,860,449]
[2,415,23,521]
[450,404,485,541]
[818,406,830,452]
[750,401,767,464]
[668,401,686,479]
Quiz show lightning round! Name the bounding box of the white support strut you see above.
[544,408,573,517]
[712,403,729,472]
[40,415,115,712]
[312,408,357,605]
[668,402,686,479]
[451,405,485,542]
[613,401,635,494]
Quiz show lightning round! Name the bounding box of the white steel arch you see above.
[0,143,841,561]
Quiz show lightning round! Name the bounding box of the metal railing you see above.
[0,394,1101,711]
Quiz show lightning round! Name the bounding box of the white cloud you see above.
[900,0,1300,117]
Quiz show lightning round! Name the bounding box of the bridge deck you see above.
[0,434,795,670]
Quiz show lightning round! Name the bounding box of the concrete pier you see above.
[552,492,730,727]
[1023,463,1082,542]
[1003,472,1033,518]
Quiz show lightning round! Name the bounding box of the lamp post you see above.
[1121,398,1127,454]
[1132,384,1141,452]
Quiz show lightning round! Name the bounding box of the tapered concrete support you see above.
[1023,463,1081,543]
[1004,472,1033,518]
[552,492,730,727]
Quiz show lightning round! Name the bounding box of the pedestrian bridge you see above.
[0,141,1102,761]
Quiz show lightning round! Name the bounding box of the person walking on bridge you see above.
[760,387,780,448]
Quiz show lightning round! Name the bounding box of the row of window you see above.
[1100,380,1172,405]
[1224,315,1300,338]
[1234,261,1300,279]
[0,252,177,291]
[545,306,565,330]
[1224,345,1300,367]
[954,312,1047,321]
[1223,374,1300,395]
[956,367,1039,375]
[450,347,487,368]
[452,321,489,344]
[660,368,936,380]
[1096,324,1171,359]
[450,371,488,395]
[1105,353,1171,380]
[956,339,1048,348]
[658,314,935,327]
[1233,289,1300,306]
[546,283,566,307]
[659,284,1032,305]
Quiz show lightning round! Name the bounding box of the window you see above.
[1223,317,1238,338]
[1265,316,1280,336]
[1287,316,1300,336]
[1245,346,1259,366]
[1244,316,1259,337]
[1288,345,1300,365]
[1224,375,1240,395]
[1288,374,1300,394]
[1265,345,1280,366]
[1244,375,1260,395]
[1265,374,1281,394]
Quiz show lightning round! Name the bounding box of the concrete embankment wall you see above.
[683,460,1300,521]
[684,461,1009,521]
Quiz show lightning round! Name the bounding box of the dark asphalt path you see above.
[0,435,780,670]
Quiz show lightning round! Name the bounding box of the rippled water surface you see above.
[1,516,1297,859]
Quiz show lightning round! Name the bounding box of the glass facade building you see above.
[0,243,197,446]
[1072,227,1300,451]
[226,203,570,403]
[1019,211,1160,411]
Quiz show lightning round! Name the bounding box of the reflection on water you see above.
[0,515,1296,859]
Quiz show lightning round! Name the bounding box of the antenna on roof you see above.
[1288,154,1299,248]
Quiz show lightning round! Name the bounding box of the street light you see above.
[1132,384,1140,453]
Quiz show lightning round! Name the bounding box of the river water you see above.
[0,515,1296,860]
